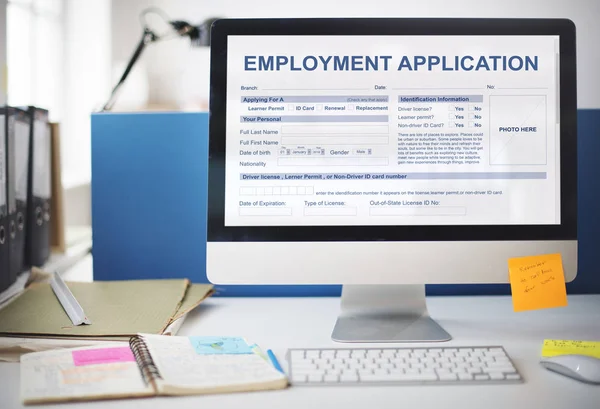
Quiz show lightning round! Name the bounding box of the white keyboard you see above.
[287,346,523,385]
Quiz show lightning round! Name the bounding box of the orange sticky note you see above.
[508,253,568,312]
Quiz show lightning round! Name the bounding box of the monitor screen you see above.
[224,34,561,227]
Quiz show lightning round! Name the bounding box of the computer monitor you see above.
[207,18,577,343]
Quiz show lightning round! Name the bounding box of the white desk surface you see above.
[1,257,600,408]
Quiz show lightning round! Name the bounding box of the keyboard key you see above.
[474,374,490,381]
[488,372,505,380]
[439,373,458,381]
[308,374,323,382]
[358,374,383,382]
[483,367,516,374]
[486,362,516,369]
[293,364,317,373]
[397,373,438,381]
[491,357,510,363]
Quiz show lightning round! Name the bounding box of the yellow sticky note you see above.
[508,253,568,312]
[542,340,600,359]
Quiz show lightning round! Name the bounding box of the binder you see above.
[23,106,51,267]
[2,107,31,281]
[0,110,10,292]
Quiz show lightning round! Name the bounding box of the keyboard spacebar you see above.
[360,374,439,382]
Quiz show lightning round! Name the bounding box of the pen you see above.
[267,349,284,374]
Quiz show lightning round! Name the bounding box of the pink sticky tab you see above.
[72,347,135,366]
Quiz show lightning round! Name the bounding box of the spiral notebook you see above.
[20,334,288,405]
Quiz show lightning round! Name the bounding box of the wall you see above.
[110,0,600,110]
[0,0,6,104]
[62,0,111,188]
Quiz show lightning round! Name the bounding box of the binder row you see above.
[1,106,52,293]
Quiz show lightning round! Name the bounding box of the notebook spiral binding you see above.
[129,335,163,385]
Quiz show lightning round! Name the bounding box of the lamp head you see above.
[169,17,220,47]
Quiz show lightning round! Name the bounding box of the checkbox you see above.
[448,113,456,119]
[448,122,455,128]
[469,121,475,127]
[288,104,294,111]
[348,104,355,111]
[316,104,323,111]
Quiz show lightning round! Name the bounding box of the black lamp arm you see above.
[102,28,157,111]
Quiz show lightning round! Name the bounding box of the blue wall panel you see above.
[91,112,209,283]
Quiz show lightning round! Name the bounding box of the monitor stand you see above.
[331,284,451,343]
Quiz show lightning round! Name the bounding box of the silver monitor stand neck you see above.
[331,285,452,343]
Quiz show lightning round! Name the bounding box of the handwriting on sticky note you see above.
[72,347,135,366]
[508,253,567,312]
[542,340,600,359]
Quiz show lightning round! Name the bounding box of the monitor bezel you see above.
[208,18,577,242]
